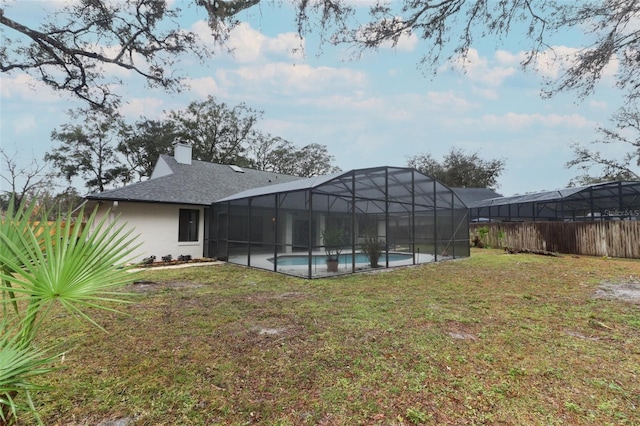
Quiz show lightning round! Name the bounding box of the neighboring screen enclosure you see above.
[209,167,470,278]
[470,181,640,222]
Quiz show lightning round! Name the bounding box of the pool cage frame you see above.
[469,181,640,222]
[209,167,470,278]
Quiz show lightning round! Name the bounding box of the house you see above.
[85,144,504,271]
[84,143,301,263]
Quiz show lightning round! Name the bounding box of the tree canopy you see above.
[118,119,177,181]
[1,1,206,108]
[45,109,130,193]
[2,1,639,107]
[249,137,340,177]
[5,0,640,191]
[169,96,258,166]
[407,147,505,189]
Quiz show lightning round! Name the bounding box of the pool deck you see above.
[228,251,438,278]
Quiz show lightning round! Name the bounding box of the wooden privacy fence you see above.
[470,221,640,259]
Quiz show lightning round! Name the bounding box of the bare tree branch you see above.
[0,148,54,207]
[566,106,640,185]
[0,1,212,108]
[3,0,640,107]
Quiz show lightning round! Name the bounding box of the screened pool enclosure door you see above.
[210,167,470,278]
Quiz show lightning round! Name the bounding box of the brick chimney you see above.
[174,142,192,165]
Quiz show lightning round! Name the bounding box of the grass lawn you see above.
[33,249,639,425]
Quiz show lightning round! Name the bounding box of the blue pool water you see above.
[268,252,413,266]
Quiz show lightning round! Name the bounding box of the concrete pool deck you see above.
[228,251,438,278]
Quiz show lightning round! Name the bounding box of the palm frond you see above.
[0,333,60,424]
[0,197,41,318]
[0,205,140,338]
[0,201,139,423]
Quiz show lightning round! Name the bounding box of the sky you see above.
[0,0,627,197]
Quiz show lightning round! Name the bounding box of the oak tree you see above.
[249,136,340,177]
[118,119,177,180]
[168,96,258,166]
[46,109,129,193]
[407,147,505,189]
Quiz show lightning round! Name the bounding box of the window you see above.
[179,209,199,242]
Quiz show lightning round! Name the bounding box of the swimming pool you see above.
[268,252,414,266]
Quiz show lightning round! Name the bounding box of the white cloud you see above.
[425,91,477,110]
[502,45,619,83]
[471,87,499,100]
[192,21,304,63]
[449,48,516,87]
[453,45,617,94]
[494,49,522,67]
[0,74,64,103]
[10,114,38,135]
[263,31,305,60]
[119,97,165,119]
[531,45,581,79]
[184,76,222,98]
[89,43,135,79]
[225,23,267,63]
[380,30,419,52]
[589,99,608,110]
[215,62,367,95]
[3,0,75,12]
[304,94,384,111]
[481,112,596,131]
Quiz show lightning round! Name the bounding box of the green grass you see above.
[28,249,640,425]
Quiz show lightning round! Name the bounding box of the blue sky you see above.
[0,0,625,197]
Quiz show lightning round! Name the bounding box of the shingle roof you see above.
[86,155,302,205]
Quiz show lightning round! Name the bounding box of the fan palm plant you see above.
[0,331,59,425]
[0,198,139,424]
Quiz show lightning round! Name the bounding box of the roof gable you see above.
[149,155,173,179]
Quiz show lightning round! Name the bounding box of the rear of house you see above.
[84,144,301,263]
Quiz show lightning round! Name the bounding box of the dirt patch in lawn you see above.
[128,280,204,293]
[445,320,479,341]
[246,291,307,303]
[594,279,640,303]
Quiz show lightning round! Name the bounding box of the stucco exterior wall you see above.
[92,201,205,263]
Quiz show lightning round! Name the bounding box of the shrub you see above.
[473,226,490,248]
[361,236,385,268]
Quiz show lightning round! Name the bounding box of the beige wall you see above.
[92,201,205,263]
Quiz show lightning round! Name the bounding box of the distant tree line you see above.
[0,96,340,212]
[44,96,340,194]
